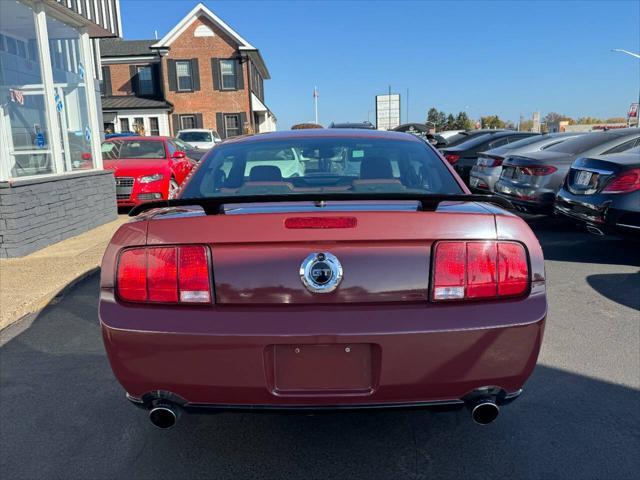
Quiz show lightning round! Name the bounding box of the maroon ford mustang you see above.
[100,129,546,429]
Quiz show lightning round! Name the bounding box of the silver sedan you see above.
[470,133,581,192]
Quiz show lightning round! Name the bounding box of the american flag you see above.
[10,89,24,105]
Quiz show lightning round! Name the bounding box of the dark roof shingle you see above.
[101,96,171,111]
[100,38,157,57]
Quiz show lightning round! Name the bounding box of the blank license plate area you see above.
[274,344,373,394]
[575,170,593,186]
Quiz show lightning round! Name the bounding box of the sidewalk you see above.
[0,216,128,331]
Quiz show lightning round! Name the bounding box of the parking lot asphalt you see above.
[1,217,638,480]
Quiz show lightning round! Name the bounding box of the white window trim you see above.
[180,115,196,130]
[220,59,236,90]
[176,60,193,92]
[224,114,240,137]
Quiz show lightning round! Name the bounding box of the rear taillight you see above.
[432,241,529,301]
[478,156,503,167]
[520,165,557,176]
[602,168,640,193]
[445,153,460,165]
[116,245,211,304]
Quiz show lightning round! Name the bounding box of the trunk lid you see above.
[144,201,498,305]
[566,156,636,195]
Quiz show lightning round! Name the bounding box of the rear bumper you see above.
[469,166,501,192]
[100,286,547,407]
[555,189,640,236]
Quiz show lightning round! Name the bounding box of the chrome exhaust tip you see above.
[471,401,500,425]
[586,225,604,236]
[149,405,178,429]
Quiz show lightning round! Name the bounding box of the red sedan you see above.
[102,136,195,207]
[100,129,546,429]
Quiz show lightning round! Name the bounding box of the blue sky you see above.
[121,0,640,129]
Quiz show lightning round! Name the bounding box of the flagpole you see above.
[314,86,319,125]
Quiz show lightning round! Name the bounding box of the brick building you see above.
[99,2,276,139]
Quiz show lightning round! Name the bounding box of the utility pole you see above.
[406,88,409,124]
[313,86,319,125]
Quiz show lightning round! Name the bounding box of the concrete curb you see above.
[0,267,100,346]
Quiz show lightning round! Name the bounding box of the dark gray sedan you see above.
[469,133,582,192]
[494,128,640,214]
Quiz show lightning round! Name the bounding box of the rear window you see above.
[101,140,166,160]
[178,131,213,143]
[544,133,614,154]
[180,137,462,199]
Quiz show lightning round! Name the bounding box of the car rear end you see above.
[470,153,505,192]
[555,150,640,236]
[99,130,547,428]
[494,153,571,213]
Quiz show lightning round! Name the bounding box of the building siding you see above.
[0,172,117,258]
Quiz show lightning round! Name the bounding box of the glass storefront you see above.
[0,0,100,179]
[46,14,94,171]
[0,0,53,177]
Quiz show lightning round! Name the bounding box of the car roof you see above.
[104,136,168,141]
[220,128,422,145]
[177,129,214,133]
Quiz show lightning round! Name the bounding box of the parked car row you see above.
[438,128,640,237]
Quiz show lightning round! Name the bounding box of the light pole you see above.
[611,49,640,126]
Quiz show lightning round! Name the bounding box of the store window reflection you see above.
[46,14,94,171]
[0,1,53,177]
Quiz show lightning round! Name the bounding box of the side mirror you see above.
[172,151,186,160]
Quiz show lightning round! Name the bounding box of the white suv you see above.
[176,129,221,150]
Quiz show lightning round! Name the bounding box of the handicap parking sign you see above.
[78,62,85,79]
[54,94,63,112]
[35,132,45,148]
[84,126,91,142]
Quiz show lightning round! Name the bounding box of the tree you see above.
[576,116,604,124]
[480,115,506,129]
[606,117,627,123]
[454,112,473,130]
[445,114,456,130]
[519,119,534,132]
[543,112,575,125]
[426,107,448,130]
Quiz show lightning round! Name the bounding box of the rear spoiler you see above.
[129,194,513,217]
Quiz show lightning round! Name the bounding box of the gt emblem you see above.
[300,252,343,293]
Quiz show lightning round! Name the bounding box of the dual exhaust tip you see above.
[147,399,500,429]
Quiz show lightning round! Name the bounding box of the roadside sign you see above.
[629,103,638,118]
[375,94,401,130]
[84,126,91,142]
[78,62,85,79]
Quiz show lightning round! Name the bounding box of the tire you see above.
[169,178,179,199]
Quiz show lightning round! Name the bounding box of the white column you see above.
[79,27,103,170]
[0,110,9,181]
[33,1,64,174]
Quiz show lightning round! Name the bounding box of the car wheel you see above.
[169,178,179,199]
